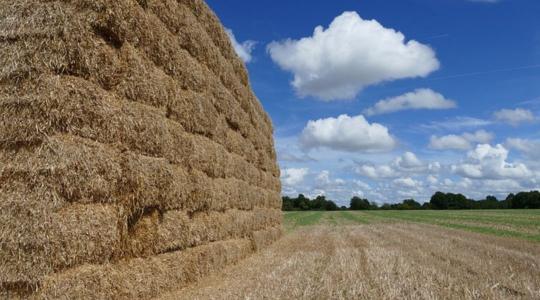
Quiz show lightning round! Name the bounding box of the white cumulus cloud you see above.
[393,177,422,189]
[394,152,424,169]
[300,114,396,152]
[429,130,494,150]
[267,11,439,101]
[364,89,456,116]
[226,28,256,63]
[281,168,309,186]
[452,144,531,179]
[355,152,440,179]
[493,108,535,126]
[355,165,398,179]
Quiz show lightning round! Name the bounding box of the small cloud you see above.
[267,11,439,101]
[354,152,440,179]
[226,28,256,63]
[280,168,309,186]
[364,88,456,116]
[429,130,494,150]
[493,108,535,126]
[393,177,422,189]
[300,114,396,152]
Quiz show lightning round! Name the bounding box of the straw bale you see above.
[145,0,274,135]
[0,0,282,297]
[0,134,279,213]
[38,238,253,300]
[0,1,277,166]
[129,208,282,257]
[0,76,280,187]
[0,194,122,287]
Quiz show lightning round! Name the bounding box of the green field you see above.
[284,210,540,242]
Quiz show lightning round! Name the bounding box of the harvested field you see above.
[162,210,540,299]
[0,0,281,298]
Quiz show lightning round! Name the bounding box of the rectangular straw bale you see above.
[0,135,123,205]
[0,75,217,169]
[112,43,178,110]
[260,170,282,192]
[1,133,277,213]
[0,1,70,41]
[85,0,274,139]
[187,170,281,211]
[38,238,253,300]
[146,0,276,140]
[0,189,122,288]
[120,152,192,212]
[166,88,221,139]
[145,0,236,94]
[188,170,266,210]
[174,1,268,119]
[211,82,271,142]
[87,0,212,93]
[209,78,273,144]
[111,45,269,162]
[152,208,283,255]
[186,134,268,188]
[0,39,68,84]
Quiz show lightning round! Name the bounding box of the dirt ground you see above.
[159,221,540,300]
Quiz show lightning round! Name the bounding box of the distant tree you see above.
[294,194,310,210]
[350,196,371,210]
[510,191,540,209]
[422,202,432,210]
[430,192,449,210]
[473,195,500,209]
[281,194,342,211]
[402,199,422,210]
[380,203,391,210]
[309,195,327,210]
[282,196,294,211]
[324,200,339,211]
[430,192,472,209]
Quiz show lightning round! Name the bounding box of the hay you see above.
[38,238,254,300]
[0,0,282,297]
[132,208,283,257]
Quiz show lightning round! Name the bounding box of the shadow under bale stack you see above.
[0,0,282,298]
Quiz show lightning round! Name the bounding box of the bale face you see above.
[0,0,282,298]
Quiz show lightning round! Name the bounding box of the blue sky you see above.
[208,0,540,205]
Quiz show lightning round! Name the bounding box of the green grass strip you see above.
[338,211,371,224]
[364,211,540,242]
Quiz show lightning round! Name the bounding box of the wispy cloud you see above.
[420,117,493,131]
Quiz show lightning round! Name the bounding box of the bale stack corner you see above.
[0,0,282,298]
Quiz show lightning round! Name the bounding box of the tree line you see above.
[282,191,540,211]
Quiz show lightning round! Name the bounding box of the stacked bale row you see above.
[0,0,282,298]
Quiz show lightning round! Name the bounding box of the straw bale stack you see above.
[0,0,282,298]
